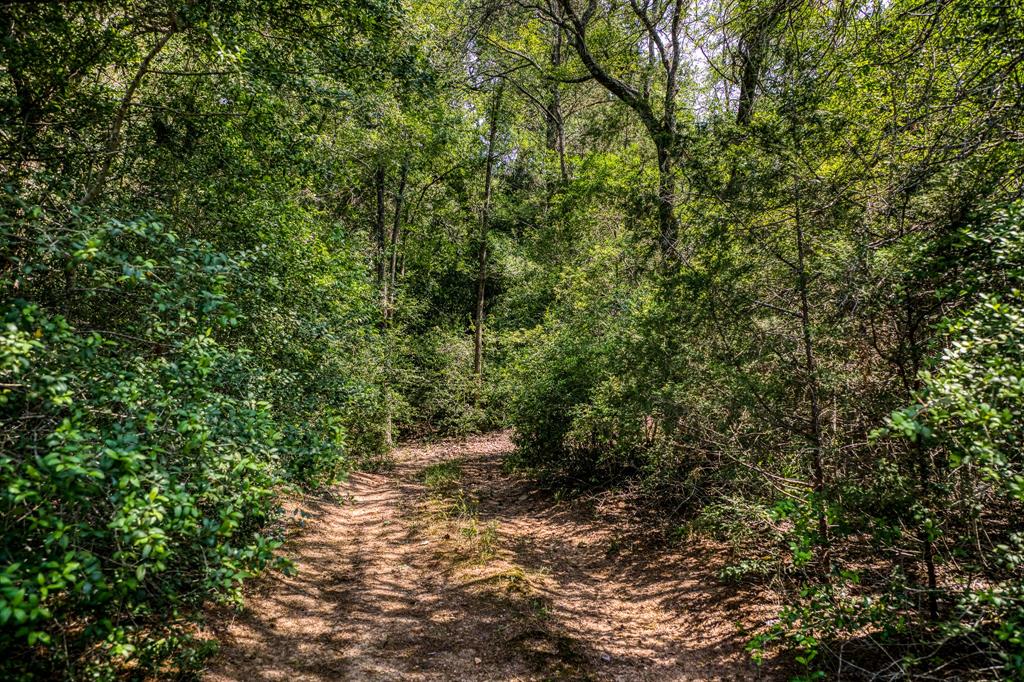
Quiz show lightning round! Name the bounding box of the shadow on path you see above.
[204,432,784,681]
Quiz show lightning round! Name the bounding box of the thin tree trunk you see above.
[84,29,175,204]
[375,164,387,300]
[387,157,409,319]
[373,163,394,449]
[474,84,503,378]
[917,438,939,619]
[383,400,394,449]
[642,34,655,101]
[736,35,761,126]
[546,16,568,183]
[892,296,939,617]
[657,0,682,260]
[794,192,830,574]
[736,0,791,126]
[656,140,678,257]
[904,303,939,619]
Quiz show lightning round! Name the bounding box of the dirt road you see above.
[204,432,780,681]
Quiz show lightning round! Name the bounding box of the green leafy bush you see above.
[0,204,319,677]
[898,203,1024,674]
[505,236,740,506]
[755,203,1024,679]
[393,327,496,437]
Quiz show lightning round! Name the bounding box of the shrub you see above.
[0,203,321,677]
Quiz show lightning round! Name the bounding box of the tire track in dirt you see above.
[204,432,781,681]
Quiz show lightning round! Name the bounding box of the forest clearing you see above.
[2,0,1023,679]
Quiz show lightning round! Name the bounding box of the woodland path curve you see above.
[204,432,781,681]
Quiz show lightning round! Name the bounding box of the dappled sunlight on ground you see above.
[204,432,783,681]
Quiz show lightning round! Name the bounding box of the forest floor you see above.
[203,432,785,681]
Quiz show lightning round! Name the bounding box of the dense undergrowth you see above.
[503,203,1024,678]
[0,1,401,677]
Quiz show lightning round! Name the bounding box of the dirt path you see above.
[204,432,781,681]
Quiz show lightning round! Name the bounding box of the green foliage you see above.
[888,203,1024,675]
[2,0,1023,678]
[393,327,498,437]
[0,206,294,677]
[754,203,1024,678]
[508,234,652,478]
[0,2,409,674]
[501,0,1024,677]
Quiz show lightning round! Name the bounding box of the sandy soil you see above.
[204,432,783,681]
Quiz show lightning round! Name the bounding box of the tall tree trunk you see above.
[904,302,939,619]
[735,0,791,126]
[642,34,655,101]
[546,16,568,183]
[656,139,678,257]
[794,192,830,574]
[387,157,409,319]
[474,84,503,378]
[916,438,939,619]
[736,36,761,126]
[375,164,388,300]
[373,163,394,449]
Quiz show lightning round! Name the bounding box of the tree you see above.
[474,82,504,377]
